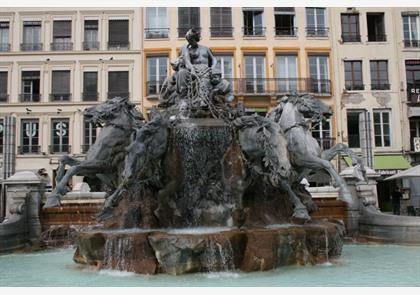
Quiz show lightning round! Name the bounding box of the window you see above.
[52,20,72,50]
[147,56,168,96]
[145,7,169,39]
[370,60,389,90]
[274,8,296,36]
[311,119,333,150]
[22,21,42,51]
[83,72,98,101]
[51,119,70,153]
[373,110,391,147]
[276,55,298,93]
[20,119,40,154]
[402,13,420,47]
[178,7,200,37]
[0,22,10,51]
[406,60,420,103]
[83,120,97,153]
[108,71,129,99]
[21,71,40,102]
[244,54,266,93]
[210,8,232,37]
[367,13,386,42]
[51,70,71,101]
[0,119,3,154]
[214,55,233,79]
[309,55,330,94]
[83,20,99,50]
[306,7,327,36]
[108,19,129,50]
[409,119,420,151]
[341,13,361,42]
[0,72,8,102]
[344,60,364,90]
[347,111,362,148]
[243,8,264,36]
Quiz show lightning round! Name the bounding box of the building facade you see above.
[0,7,418,198]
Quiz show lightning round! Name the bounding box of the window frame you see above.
[344,60,364,91]
[373,109,391,148]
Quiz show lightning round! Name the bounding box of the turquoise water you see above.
[0,244,419,287]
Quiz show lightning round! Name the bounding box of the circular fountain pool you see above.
[0,244,419,287]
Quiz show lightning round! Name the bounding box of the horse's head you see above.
[292,94,332,122]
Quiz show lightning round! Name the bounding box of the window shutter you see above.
[211,8,231,27]
[178,7,200,29]
[22,71,40,80]
[53,20,71,38]
[0,72,7,93]
[83,72,97,93]
[109,20,129,42]
[274,8,295,15]
[108,71,128,93]
[0,22,9,28]
[52,70,70,94]
[84,20,98,29]
[23,21,41,27]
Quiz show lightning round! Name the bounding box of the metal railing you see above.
[50,41,73,51]
[49,93,71,101]
[19,93,41,102]
[146,80,165,96]
[345,84,365,91]
[49,144,71,154]
[341,34,361,42]
[315,137,335,150]
[368,34,387,42]
[107,91,130,99]
[144,28,170,39]
[178,27,201,38]
[0,93,8,102]
[225,78,331,96]
[20,43,43,51]
[404,40,420,48]
[274,26,297,37]
[18,145,41,154]
[243,26,266,37]
[306,27,329,37]
[107,41,130,50]
[371,83,390,90]
[82,92,98,101]
[210,27,234,37]
[83,41,100,50]
[0,43,10,52]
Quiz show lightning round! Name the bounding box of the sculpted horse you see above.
[43,97,145,208]
[97,109,170,221]
[234,114,312,222]
[268,94,365,204]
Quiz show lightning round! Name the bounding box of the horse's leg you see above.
[55,155,82,184]
[279,179,310,223]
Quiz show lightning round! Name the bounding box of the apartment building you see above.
[0,7,142,184]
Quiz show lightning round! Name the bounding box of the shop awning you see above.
[385,165,420,181]
[343,155,411,171]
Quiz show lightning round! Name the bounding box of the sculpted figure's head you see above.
[171,56,185,71]
[211,69,222,85]
[185,28,201,46]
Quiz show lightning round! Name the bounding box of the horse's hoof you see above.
[292,209,311,224]
[97,207,114,222]
[43,195,61,208]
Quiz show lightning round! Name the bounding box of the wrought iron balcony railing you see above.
[0,93,8,102]
[178,27,201,38]
[144,28,170,39]
[0,43,10,52]
[146,80,165,96]
[50,41,73,51]
[82,92,98,101]
[404,39,420,48]
[19,93,41,102]
[306,27,329,37]
[274,26,297,37]
[83,41,100,50]
[345,84,365,91]
[371,83,390,90]
[107,41,130,50]
[49,93,71,101]
[107,92,130,99]
[368,34,387,42]
[341,34,361,42]
[20,43,43,51]
[49,144,71,154]
[210,27,234,37]
[243,26,266,37]
[18,145,41,154]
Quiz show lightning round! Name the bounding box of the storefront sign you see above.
[377,169,403,176]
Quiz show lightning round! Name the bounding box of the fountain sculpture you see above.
[44,29,365,275]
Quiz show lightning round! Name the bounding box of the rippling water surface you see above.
[0,244,419,287]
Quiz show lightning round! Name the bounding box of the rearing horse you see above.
[268,94,365,204]
[43,97,144,208]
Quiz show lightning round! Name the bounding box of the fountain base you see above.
[73,220,344,275]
